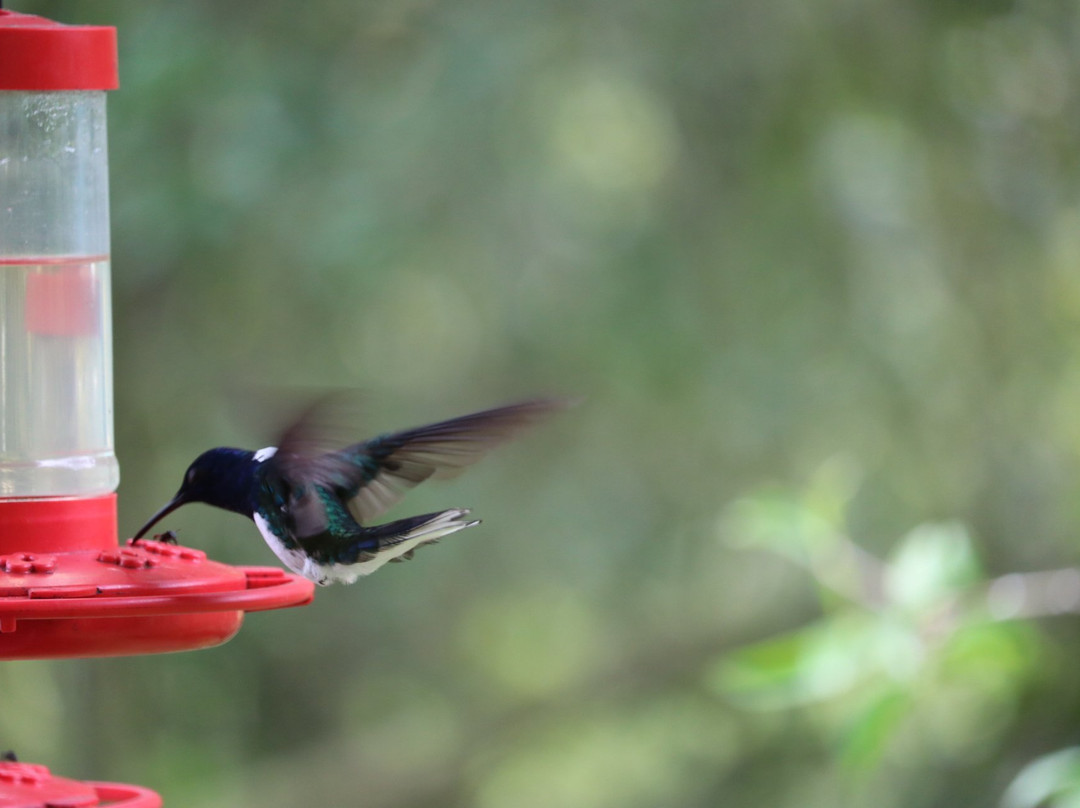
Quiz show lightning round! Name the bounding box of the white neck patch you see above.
[254,446,278,463]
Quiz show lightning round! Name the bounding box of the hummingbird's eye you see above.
[185,468,200,487]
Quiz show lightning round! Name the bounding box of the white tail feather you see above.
[314,508,478,585]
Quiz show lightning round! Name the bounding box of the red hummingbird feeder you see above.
[0,758,161,808]
[0,8,315,803]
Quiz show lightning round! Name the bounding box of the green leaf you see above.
[1001,747,1080,808]
[709,626,808,708]
[720,489,838,559]
[940,620,1042,685]
[839,687,911,771]
[710,614,877,709]
[885,522,981,612]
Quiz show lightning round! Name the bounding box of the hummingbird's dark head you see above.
[133,447,258,539]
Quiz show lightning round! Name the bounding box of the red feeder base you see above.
[0,759,161,807]
[0,496,315,660]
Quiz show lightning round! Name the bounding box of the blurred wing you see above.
[254,457,330,542]
[261,391,366,539]
[335,398,569,524]
[274,389,368,461]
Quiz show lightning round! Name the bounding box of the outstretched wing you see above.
[275,397,568,527]
[344,398,567,523]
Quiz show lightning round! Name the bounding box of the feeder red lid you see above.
[0,10,118,91]
[0,759,161,808]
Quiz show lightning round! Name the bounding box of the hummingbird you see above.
[133,397,564,585]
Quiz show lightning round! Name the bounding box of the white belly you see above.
[253,512,360,586]
[253,513,309,577]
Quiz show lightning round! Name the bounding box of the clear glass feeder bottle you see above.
[0,13,119,499]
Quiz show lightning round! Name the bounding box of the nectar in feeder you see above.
[0,68,117,500]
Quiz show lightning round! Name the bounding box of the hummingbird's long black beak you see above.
[132,493,188,539]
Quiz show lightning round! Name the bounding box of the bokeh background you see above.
[5,0,1080,806]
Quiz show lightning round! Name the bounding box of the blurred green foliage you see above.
[4,0,1080,805]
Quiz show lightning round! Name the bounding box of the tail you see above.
[372,508,480,558]
[331,509,479,582]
